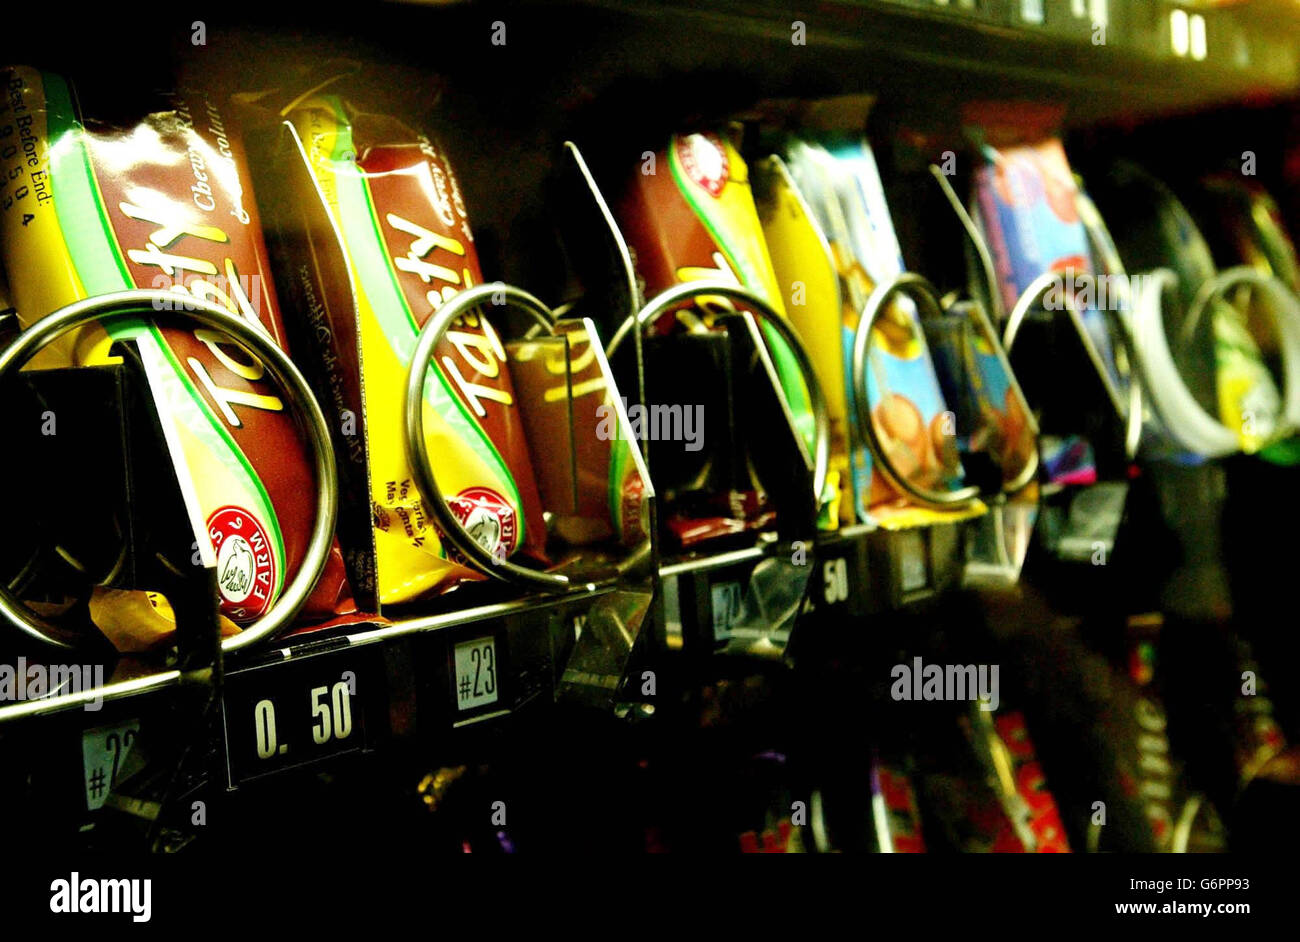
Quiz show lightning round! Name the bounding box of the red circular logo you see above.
[447,487,517,562]
[676,133,730,198]
[206,506,277,622]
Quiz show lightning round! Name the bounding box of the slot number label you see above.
[81,720,141,811]
[454,637,499,711]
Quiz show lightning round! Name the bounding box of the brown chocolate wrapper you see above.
[616,133,801,548]
[0,66,355,650]
[242,80,550,609]
[507,323,650,549]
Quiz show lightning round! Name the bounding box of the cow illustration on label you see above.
[447,486,518,561]
[207,506,277,621]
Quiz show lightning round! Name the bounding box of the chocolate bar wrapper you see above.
[755,154,850,526]
[968,127,1138,450]
[919,709,1071,853]
[619,131,830,535]
[1095,161,1286,457]
[1199,175,1300,462]
[0,66,352,649]
[783,137,982,529]
[263,90,548,608]
[508,323,650,548]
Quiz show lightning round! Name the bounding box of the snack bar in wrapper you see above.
[966,109,1135,475]
[0,66,353,650]
[618,131,829,540]
[780,137,983,529]
[507,322,649,550]
[257,88,549,610]
[1195,175,1300,462]
[754,154,851,526]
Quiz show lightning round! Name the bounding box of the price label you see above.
[81,720,140,811]
[811,531,869,616]
[821,555,851,607]
[453,636,499,711]
[223,654,367,785]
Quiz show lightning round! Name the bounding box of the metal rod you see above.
[404,282,574,591]
[852,272,982,509]
[1075,189,1148,461]
[1187,266,1300,437]
[929,164,1005,321]
[0,669,182,724]
[406,285,656,591]
[0,289,338,655]
[605,280,831,515]
[1002,271,1062,355]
